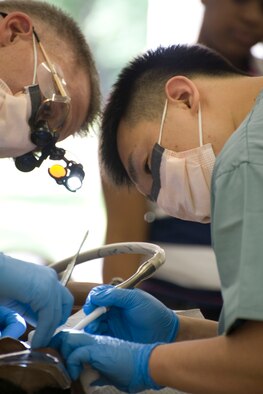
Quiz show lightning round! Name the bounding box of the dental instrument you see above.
[72,242,165,330]
[26,241,166,340]
[60,229,89,286]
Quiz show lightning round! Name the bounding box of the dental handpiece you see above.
[28,243,165,344]
[72,251,165,330]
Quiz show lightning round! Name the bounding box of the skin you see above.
[0,12,90,154]
[150,319,263,394]
[115,74,263,393]
[199,0,263,71]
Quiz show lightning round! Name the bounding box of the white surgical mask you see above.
[0,33,39,158]
[0,79,12,95]
[150,99,215,223]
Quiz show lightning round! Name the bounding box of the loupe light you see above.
[48,164,67,179]
[48,162,85,192]
[65,163,85,192]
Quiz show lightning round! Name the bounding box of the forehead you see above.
[117,119,155,160]
[117,118,158,190]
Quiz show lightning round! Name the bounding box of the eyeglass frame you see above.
[33,29,71,104]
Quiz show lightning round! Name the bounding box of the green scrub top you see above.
[211,90,263,335]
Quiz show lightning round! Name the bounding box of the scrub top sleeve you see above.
[212,162,263,334]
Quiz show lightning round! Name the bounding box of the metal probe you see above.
[60,229,89,286]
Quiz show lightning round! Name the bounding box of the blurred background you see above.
[0,0,262,283]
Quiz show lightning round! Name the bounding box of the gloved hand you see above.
[0,306,26,339]
[51,330,163,393]
[83,285,179,343]
[0,253,73,348]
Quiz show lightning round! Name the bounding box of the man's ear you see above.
[164,76,200,114]
[0,12,33,46]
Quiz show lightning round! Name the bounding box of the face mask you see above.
[0,33,41,158]
[150,99,215,223]
[0,79,12,95]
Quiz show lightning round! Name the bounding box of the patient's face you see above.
[0,338,83,394]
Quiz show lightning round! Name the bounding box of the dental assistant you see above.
[0,1,100,348]
[52,44,263,393]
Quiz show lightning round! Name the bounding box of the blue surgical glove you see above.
[0,253,73,348]
[51,330,162,393]
[83,285,179,343]
[0,306,26,339]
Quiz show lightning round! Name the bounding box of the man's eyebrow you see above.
[128,152,138,184]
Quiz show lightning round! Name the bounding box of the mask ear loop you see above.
[32,32,38,85]
[158,99,168,145]
[198,102,203,147]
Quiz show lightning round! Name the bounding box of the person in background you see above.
[199,0,263,75]
[102,0,263,320]
[0,0,100,348]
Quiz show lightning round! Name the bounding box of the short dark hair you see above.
[100,44,244,186]
[0,0,100,134]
